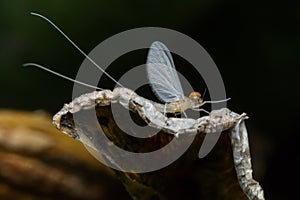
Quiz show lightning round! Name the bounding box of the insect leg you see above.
[164,103,167,116]
[192,108,210,114]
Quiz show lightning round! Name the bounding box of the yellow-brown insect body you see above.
[152,91,202,113]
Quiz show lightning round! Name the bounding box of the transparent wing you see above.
[146,41,184,103]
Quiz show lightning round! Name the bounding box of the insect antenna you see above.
[22,63,103,90]
[28,12,123,88]
[202,88,207,100]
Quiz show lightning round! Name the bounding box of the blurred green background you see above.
[1,0,299,199]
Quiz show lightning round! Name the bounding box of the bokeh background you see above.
[1,0,299,199]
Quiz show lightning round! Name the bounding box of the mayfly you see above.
[146,41,230,116]
[23,13,229,116]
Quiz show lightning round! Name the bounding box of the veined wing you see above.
[146,41,184,103]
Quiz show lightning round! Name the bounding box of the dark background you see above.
[1,0,299,199]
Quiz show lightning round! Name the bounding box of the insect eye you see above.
[189,92,201,100]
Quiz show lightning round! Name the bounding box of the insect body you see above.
[146,92,202,114]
